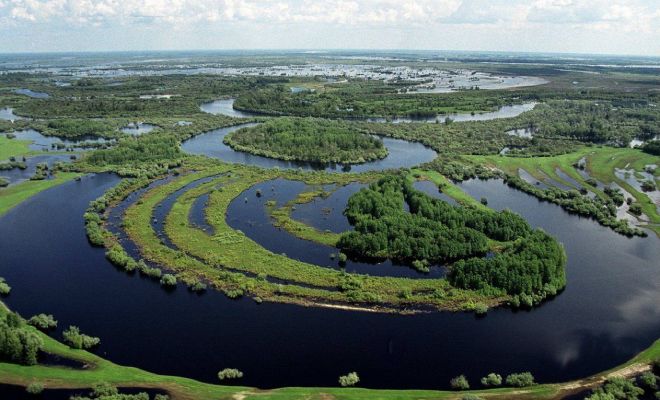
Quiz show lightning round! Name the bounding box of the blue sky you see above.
[0,0,659,55]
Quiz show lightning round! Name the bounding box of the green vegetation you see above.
[481,373,503,387]
[505,372,536,387]
[62,326,101,350]
[0,278,10,296]
[25,381,44,394]
[338,372,360,387]
[586,377,643,400]
[217,368,243,380]
[27,314,58,331]
[450,375,470,390]
[339,175,566,304]
[0,312,42,365]
[0,135,31,161]
[225,117,388,164]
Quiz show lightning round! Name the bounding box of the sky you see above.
[0,0,659,56]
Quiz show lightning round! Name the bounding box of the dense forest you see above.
[338,175,566,303]
[224,117,388,164]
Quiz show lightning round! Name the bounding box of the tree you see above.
[62,326,100,350]
[505,372,535,387]
[0,277,11,296]
[450,375,470,390]
[25,382,44,395]
[160,274,177,287]
[218,368,244,380]
[481,373,502,386]
[339,372,360,387]
[27,314,58,331]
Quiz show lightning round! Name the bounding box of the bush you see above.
[218,368,244,380]
[587,377,643,400]
[462,395,484,400]
[160,274,177,287]
[62,326,101,350]
[25,382,44,395]
[27,314,58,331]
[0,277,11,296]
[338,372,360,387]
[481,373,502,386]
[450,375,470,390]
[505,372,535,387]
[640,371,658,390]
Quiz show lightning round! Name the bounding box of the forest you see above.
[224,117,388,164]
[338,175,566,303]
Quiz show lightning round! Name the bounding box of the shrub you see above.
[25,382,44,395]
[629,203,643,216]
[587,377,643,400]
[481,373,502,386]
[338,372,360,387]
[189,281,207,292]
[462,395,483,400]
[505,372,535,387]
[450,375,470,390]
[62,326,101,350]
[27,314,58,331]
[640,371,658,390]
[218,368,244,380]
[0,277,11,295]
[160,274,177,287]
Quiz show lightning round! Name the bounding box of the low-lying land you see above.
[224,117,388,164]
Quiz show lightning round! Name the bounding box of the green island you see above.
[0,50,659,399]
[224,117,388,164]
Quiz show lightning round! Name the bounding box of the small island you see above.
[223,117,388,164]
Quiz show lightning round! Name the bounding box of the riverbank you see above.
[1,298,658,400]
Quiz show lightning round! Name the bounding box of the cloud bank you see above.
[1,0,658,55]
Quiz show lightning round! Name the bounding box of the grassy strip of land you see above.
[0,135,32,161]
[118,163,503,312]
[268,188,346,247]
[1,300,658,400]
[410,168,490,210]
[0,172,82,216]
[467,147,660,236]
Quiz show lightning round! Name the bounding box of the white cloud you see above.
[0,0,658,55]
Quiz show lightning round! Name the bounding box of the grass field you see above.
[0,135,31,161]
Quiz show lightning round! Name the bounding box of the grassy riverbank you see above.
[0,172,82,216]
[1,298,658,400]
[467,146,660,236]
[0,135,31,161]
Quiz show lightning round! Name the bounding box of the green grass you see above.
[466,147,660,236]
[410,168,490,211]
[0,172,82,216]
[0,135,31,161]
[116,164,504,312]
[268,187,350,247]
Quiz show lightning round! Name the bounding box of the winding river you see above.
[1,95,659,391]
[200,98,537,124]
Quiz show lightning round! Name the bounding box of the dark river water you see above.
[1,172,659,390]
